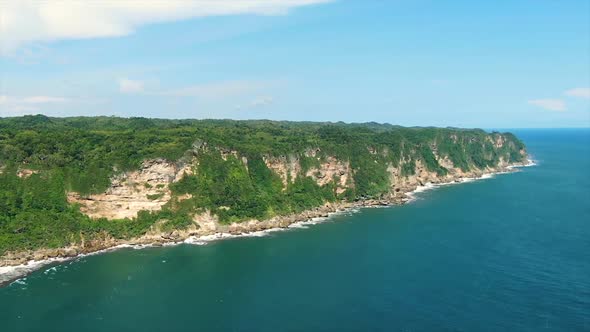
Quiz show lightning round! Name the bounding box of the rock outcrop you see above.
[305,156,351,194]
[67,159,192,219]
[0,154,532,284]
[263,155,301,186]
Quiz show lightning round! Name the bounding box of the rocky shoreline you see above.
[0,160,534,287]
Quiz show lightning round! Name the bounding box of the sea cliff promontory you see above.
[0,116,529,282]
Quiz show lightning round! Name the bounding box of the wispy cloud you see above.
[162,80,270,100]
[0,0,334,55]
[235,96,274,111]
[564,87,590,99]
[528,99,566,112]
[0,95,70,104]
[0,95,71,115]
[250,96,274,107]
[119,78,145,94]
[21,96,69,103]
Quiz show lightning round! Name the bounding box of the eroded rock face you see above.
[389,159,440,192]
[16,169,38,178]
[193,210,218,233]
[68,159,192,220]
[263,154,351,194]
[263,155,302,187]
[1,151,528,273]
[68,152,355,221]
[434,152,455,170]
[68,146,522,221]
[189,202,345,236]
[490,134,506,148]
[305,156,351,194]
[219,148,240,161]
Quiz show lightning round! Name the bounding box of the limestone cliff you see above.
[67,159,192,219]
[67,136,527,222]
[0,118,532,277]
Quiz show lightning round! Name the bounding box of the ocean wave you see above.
[405,160,537,203]
[1,256,71,286]
[0,206,358,285]
[2,162,536,286]
[43,266,58,275]
[12,278,27,286]
[182,209,353,246]
[507,158,537,169]
[184,227,288,245]
[288,223,309,229]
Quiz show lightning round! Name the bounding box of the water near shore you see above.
[1,129,589,332]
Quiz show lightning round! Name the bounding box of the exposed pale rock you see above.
[304,148,321,158]
[17,169,38,178]
[67,159,189,220]
[220,148,240,161]
[263,155,301,186]
[305,156,351,193]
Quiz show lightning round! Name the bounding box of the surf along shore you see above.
[0,160,535,287]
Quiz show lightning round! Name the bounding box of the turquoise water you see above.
[1,129,589,332]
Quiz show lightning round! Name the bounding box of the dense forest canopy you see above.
[0,115,526,254]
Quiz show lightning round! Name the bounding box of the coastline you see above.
[0,159,535,287]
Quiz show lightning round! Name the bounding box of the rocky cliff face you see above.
[305,156,352,194]
[263,155,301,186]
[262,153,352,194]
[68,136,527,221]
[0,134,529,273]
[67,159,192,219]
[0,118,533,280]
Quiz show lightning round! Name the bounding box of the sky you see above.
[0,0,589,128]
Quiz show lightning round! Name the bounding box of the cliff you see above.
[0,116,528,268]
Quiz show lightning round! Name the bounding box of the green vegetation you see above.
[146,193,164,200]
[0,115,526,254]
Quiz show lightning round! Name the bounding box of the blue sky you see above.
[1,0,589,128]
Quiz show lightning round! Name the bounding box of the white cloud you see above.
[0,95,69,104]
[235,96,274,111]
[564,87,590,99]
[0,0,334,54]
[162,80,268,99]
[119,78,145,94]
[0,95,70,115]
[250,96,274,107]
[4,105,40,115]
[528,99,566,112]
[21,96,69,103]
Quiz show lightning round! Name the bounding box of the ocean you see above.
[1,129,589,332]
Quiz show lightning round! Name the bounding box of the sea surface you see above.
[1,129,589,332]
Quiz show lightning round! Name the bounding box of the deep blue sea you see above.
[1,129,589,332]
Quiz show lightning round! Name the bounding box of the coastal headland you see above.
[0,116,531,285]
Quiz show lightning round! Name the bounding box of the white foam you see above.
[3,161,536,285]
[507,158,537,169]
[288,223,309,229]
[182,209,355,246]
[43,266,57,275]
[184,225,292,245]
[1,210,357,284]
[182,236,207,245]
[405,160,537,203]
[0,256,70,286]
[12,278,27,285]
